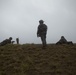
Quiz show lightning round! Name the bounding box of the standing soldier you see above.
[37,20,47,48]
[16,38,19,44]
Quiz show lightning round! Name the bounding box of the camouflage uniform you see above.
[0,37,12,46]
[37,20,47,47]
[56,36,73,45]
[56,36,67,44]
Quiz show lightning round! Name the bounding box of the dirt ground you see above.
[0,44,76,75]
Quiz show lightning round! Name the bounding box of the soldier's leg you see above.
[43,35,46,46]
[41,36,43,45]
[41,35,46,47]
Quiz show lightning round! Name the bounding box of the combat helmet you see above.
[39,20,44,23]
[61,36,64,39]
[9,37,12,40]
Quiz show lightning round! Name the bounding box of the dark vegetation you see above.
[0,44,76,75]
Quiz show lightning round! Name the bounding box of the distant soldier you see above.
[16,38,19,44]
[0,37,12,46]
[37,20,47,47]
[56,36,67,44]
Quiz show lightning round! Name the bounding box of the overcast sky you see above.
[0,0,76,44]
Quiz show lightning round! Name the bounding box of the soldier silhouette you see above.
[56,36,67,44]
[16,38,19,44]
[37,20,47,48]
[56,36,73,45]
[0,37,12,46]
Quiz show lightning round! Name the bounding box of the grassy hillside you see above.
[0,44,76,75]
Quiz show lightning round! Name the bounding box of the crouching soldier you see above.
[37,20,47,48]
[0,37,12,46]
[56,36,67,45]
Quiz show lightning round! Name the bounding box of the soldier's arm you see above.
[44,25,47,34]
[37,25,39,34]
[37,25,40,37]
[46,25,47,31]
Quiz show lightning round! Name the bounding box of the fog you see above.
[0,0,76,44]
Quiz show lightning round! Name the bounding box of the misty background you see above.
[0,0,76,44]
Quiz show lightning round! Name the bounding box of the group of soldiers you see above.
[37,20,73,47]
[0,37,19,46]
[0,20,73,47]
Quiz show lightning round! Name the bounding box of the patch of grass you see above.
[0,44,76,75]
